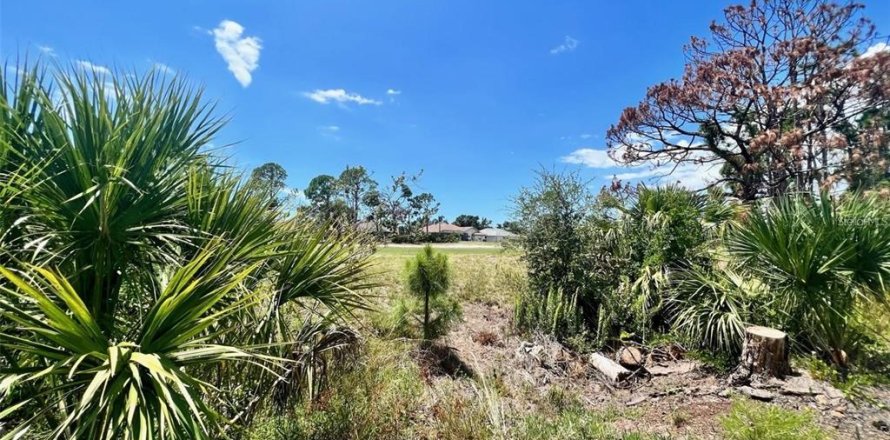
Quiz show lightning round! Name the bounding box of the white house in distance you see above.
[473,227,518,243]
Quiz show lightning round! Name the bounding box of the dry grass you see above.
[472,330,501,347]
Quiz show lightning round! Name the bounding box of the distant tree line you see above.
[248,162,520,240]
[248,163,439,235]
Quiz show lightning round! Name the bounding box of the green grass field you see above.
[374,243,514,257]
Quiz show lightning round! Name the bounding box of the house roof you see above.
[477,228,518,237]
[422,222,476,233]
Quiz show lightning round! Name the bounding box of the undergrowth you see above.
[719,400,830,440]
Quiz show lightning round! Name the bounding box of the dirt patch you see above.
[438,302,890,439]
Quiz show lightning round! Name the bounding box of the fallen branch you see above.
[590,352,631,383]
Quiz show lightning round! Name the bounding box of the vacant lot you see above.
[250,246,890,440]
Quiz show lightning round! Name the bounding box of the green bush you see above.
[720,400,830,440]
[514,287,587,345]
[513,173,722,348]
[512,171,599,341]
[372,293,461,340]
[667,266,762,354]
[728,192,890,368]
[593,185,719,345]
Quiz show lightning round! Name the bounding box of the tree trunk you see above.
[423,292,430,340]
[738,326,790,379]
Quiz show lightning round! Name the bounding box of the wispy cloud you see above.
[617,162,722,190]
[317,125,342,140]
[386,89,401,96]
[561,145,723,190]
[152,62,176,75]
[37,45,56,56]
[304,89,382,106]
[579,133,593,140]
[75,60,111,75]
[550,35,578,55]
[212,20,261,87]
[560,148,618,168]
[862,42,889,58]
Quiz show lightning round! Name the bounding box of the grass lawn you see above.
[374,243,514,257]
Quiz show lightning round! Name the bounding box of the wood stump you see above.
[738,326,790,379]
[590,352,631,383]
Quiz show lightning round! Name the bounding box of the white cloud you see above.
[613,168,661,180]
[560,148,619,168]
[75,60,111,75]
[212,20,261,87]
[862,42,889,58]
[550,35,579,55]
[613,161,722,189]
[562,146,723,191]
[317,125,342,140]
[37,45,56,56]
[153,62,176,75]
[579,133,593,140]
[386,89,401,95]
[647,163,722,190]
[303,89,382,106]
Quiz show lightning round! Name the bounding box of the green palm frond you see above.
[668,265,760,354]
[0,243,277,440]
[3,66,224,335]
[726,192,890,364]
[266,219,376,327]
[0,60,376,438]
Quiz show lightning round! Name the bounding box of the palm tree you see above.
[0,63,374,438]
[727,193,890,368]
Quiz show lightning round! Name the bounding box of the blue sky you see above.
[3,1,889,223]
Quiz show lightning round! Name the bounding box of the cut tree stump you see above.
[617,346,644,369]
[590,352,631,383]
[738,326,790,379]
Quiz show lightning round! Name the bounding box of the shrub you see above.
[720,400,830,440]
[512,170,598,340]
[593,184,719,345]
[513,174,724,348]
[390,232,461,244]
[728,192,890,368]
[667,266,762,354]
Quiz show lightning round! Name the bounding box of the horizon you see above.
[2,0,889,223]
